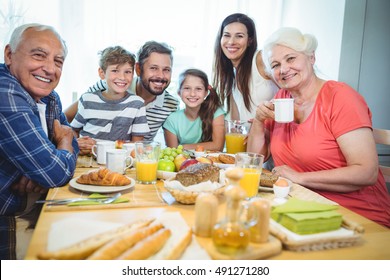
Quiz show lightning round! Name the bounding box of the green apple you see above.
[157,159,176,172]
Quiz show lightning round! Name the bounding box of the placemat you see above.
[44,183,166,212]
[259,184,338,205]
[76,155,101,168]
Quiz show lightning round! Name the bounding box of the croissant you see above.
[76,168,131,186]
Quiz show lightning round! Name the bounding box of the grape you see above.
[159,145,187,165]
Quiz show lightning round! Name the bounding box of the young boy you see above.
[71,46,149,153]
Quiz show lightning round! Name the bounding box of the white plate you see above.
[259,186,274,192]
[157,170,177,180]
[205,153,235,169]
[69,176,135,193]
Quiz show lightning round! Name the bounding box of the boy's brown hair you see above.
[98,46,136,71]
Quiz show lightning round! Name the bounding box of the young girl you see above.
[163,69,225,151]
[70,46,150,154]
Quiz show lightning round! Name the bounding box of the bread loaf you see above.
[175,163,220,186]
[76,168,131,186]
[260,169,278,187]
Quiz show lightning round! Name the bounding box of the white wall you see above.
[1,0,346,109]
[278,0,345,81]
[340,0,390,131]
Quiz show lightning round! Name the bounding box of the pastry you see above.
[218,154,235,164]
[76,168,131,186]
[205,155,222,163]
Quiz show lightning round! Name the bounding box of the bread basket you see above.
[164,185,226,204]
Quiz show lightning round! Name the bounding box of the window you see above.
[1,0,344,109]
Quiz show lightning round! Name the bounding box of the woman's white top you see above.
[232,50,278,121]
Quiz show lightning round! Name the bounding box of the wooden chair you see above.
[373,128,390,182]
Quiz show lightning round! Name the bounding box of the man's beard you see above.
[139,76,169,96]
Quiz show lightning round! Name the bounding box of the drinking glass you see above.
[235,152,264,198]
[135,141,161,184]
[225,120,251,154]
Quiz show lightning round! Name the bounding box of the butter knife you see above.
[161,191,176,205]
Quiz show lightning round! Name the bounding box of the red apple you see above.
[174,153,190,171]
[179,159,199,171]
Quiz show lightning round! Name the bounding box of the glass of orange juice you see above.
[135,141,161,184]
[225,120,251,154]
[235,152,264,198]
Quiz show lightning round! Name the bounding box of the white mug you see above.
[106,149,134,174]
[122,143,135,158]
[274,98,294,123]
[91,141,116,164]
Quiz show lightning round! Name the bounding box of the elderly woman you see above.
[247,27,390,227]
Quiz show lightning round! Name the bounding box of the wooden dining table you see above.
[24,158,390,260]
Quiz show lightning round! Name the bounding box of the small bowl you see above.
[194,151,205,158]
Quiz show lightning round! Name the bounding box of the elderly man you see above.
[0,23,79,259]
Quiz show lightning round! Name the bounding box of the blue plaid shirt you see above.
[0,62,79,229]
[0,63,79,214]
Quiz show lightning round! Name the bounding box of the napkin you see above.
[67,193,129,206]
[271,198,342,234]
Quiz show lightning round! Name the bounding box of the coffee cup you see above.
[122,143,135,158]
[106,149,134,174]
[274,98,294,123]
[91,141,116,164]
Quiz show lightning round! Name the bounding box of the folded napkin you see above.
[67,193,129,206]
[271,198,342,235]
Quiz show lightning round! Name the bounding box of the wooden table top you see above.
[24,166,390,260]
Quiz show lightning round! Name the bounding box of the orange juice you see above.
[225,133,246,154]
[239,168,261,198]
[136,160,158,184]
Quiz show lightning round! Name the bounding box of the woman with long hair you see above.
[213,13,278,121]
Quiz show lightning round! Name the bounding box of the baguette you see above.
[37,219,154,260]
[116,228,171,260]
[87,223,164,260]
[159,228,192,260]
